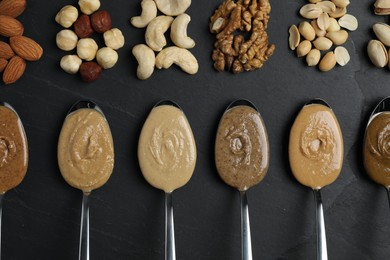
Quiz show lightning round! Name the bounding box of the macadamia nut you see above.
[60,55,82,74]
[78,0,101,15]
[96,47,118,69]
[56,29,78,51]
[103,28,125,50]
[55,5,78,28]
[77,38,98,61]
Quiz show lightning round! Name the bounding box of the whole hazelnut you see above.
[55,5,78,28]
[79,61,102,82]
[74,15,93,38]
[78,0,101,15]
[56,29,78,51]
[96,47,118,69]
[77,38,98,61]
[103,28,125,50]
[60,55,82,74]
[91,10,111,33]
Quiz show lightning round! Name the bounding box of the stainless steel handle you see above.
[165,192,176,260]
[240,191,252,260]
[314,189,328,260]
[79,192,90,260]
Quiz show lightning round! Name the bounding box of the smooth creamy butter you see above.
[215,105,269,191]
[138,105,196,193]
[58,108,114,193]
[289,104,343,189]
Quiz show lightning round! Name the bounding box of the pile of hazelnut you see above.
[55,0,125,82]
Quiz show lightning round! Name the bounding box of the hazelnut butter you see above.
[0,105,28,194]
[215,105,269,191]
[364,112,390,188]
[289,104,343,189]
[138,105,196,193]
[58,108,114,193]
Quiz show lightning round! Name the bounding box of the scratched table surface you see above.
[1,0,389,259]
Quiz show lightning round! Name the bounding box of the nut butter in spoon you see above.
[215,100,269,260]
[58,100,114,260]
[138,100,196,260]
[289,99,343,260]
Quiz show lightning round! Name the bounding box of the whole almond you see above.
[0,0,26,18]
[0,15,24,37]
[10,36,43,61]
[0,41,15,59]
[0,58,8,72]
[2,55,26,85]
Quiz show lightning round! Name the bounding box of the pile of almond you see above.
[0,0,43,85]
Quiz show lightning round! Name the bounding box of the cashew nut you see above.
[145,16,173,51]
[154,0,191,16]
[170,13,195,49]
[131,0,157,28]
[132,44,155,80]
[155,46,198,74]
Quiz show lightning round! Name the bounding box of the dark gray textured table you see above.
[1,0,389,259]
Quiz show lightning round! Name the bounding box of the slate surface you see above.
[0,0,389,259]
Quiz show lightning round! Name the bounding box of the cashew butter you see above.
[58,108,114,193]
[289,104,343,189]
[215,105,269,191]
[138,105,196,193]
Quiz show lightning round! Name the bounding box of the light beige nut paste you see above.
[289,104,343,189]
[58,108,114,193]
[138,105,196,193]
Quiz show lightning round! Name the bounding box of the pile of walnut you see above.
[55,0,125,83]
[130,0,198,80]
[209,0,275,74]
[0,0,43,85]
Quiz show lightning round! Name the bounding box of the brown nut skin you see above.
[79,61,102,82]
[74,15,93,38]
[91,10,111,33]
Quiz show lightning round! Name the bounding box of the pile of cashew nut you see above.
[131,0,198,80]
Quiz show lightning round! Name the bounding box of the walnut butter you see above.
[138,105,196,193]
[289,104,343,189]
[215,105,269,191]
[58,108,114,193]
[0,105,28,194]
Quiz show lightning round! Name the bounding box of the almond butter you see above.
[2,55,25,85]
[10,35,43,61]
[0,0,26,18]
[0,58,8,73]
[0,15,24,37]
[0,41,15,59]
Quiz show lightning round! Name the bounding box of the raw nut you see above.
[96,47,118,69]
[91,10,111,33]
[300,4,323,19]
[326,30,348,45]
[338,14,358,31]
[170,13,195,49]
[331,0,350,8]
[78,0,100,15]
[155,46,198,74]
[317,1,336,13]
[289,24,300,50]
[313,36,333,51]
[329,7,346,18]
[131,0,157,28]
[60,55,82,74]
[317,12,330,31]
[55,5,78,28]
[154,0,191,16]
[132,44,155,80]
[0,41,15,59]
[0,15,24,37]
[296,40,312,57]
[56,29,78,51]
[334,46,350,66]
[103,28,125,50]
[79,61,102,82]
[299,21,315,41]
[319,51,336,72]
[10,35,43,61]
[311,20,326,37]
[145,16,174,51]
[327,18,340,32]
[2,55,25,84]
[375,0,390,15]
[77,38,98,61]
[306,49,321,66]
[74,15,93,38]
[367,39,388,68]
[0,58,7,72]
[373,22,390,47]
[0,0,26,18]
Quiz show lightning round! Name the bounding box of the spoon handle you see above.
[240,191,252,260]
[165,192,176,260]
[314,189,328,260]
[79,192,90,260]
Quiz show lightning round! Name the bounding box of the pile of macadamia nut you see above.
[130,0,198,80]
[288,0,358,72]
[55,0,125,82]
